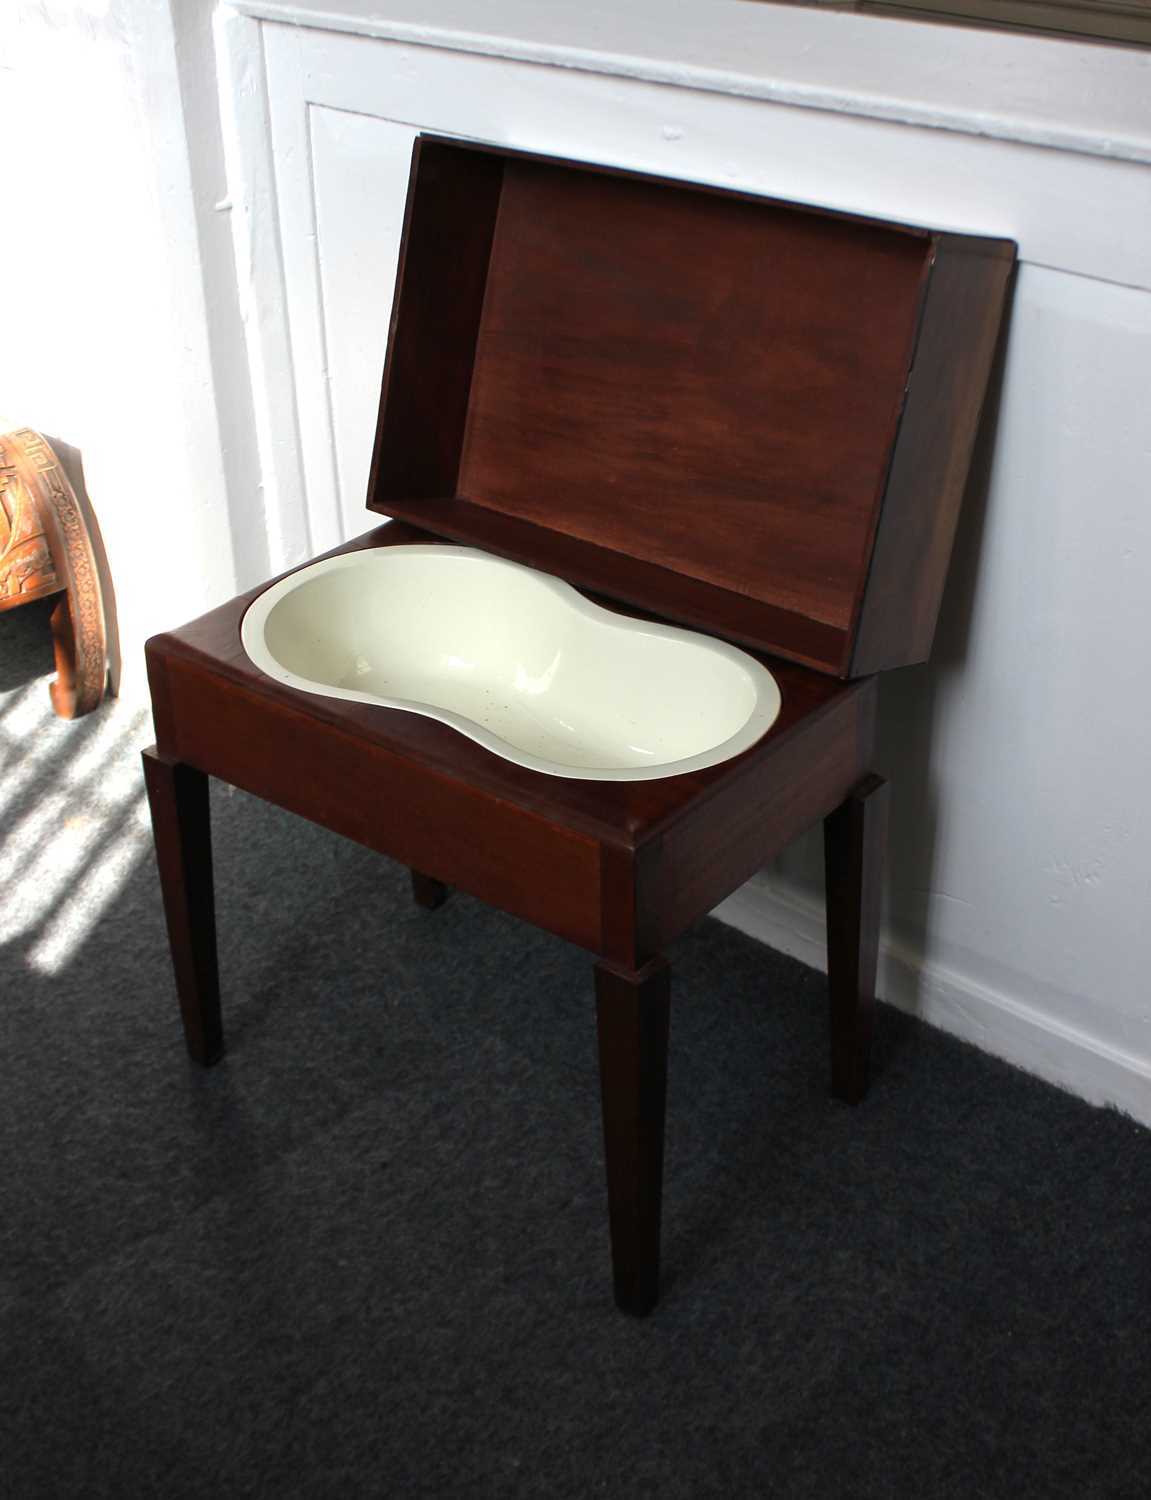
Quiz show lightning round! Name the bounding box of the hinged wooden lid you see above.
[367,136,1015,677]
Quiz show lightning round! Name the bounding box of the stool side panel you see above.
[156,655,604,954]
[653,678,877,946]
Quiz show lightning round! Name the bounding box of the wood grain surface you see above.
[368,137,1015,677]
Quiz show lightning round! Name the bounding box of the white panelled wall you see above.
[8,2,1149,1122]
[212,2,1151,1123]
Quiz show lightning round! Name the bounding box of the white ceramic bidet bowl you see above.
[241,545,782,781]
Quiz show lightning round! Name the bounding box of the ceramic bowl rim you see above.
[240,543,783,782]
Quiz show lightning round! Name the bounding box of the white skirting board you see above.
[715,875,1151,1130]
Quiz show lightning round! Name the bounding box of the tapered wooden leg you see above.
[142,748,223,1066]
[824,773,888,1105]
[410,870,449,910]
[594,956,671,1317]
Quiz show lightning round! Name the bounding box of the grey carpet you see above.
[2,599,1149,1500]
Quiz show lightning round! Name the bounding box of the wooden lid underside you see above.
[368,139,1014,676]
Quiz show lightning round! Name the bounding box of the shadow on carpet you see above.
[1,608,1149,1500]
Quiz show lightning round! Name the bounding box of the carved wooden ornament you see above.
[0,427,108,717]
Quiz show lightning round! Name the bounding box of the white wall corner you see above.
[716,874,1151,1129]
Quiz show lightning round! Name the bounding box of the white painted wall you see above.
[213,1,1151,1124]
[1,1,256,691]
[723,266,1151,1113]
[7,1,1149,1124]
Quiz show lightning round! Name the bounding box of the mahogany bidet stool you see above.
[143,138,1014,1315]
